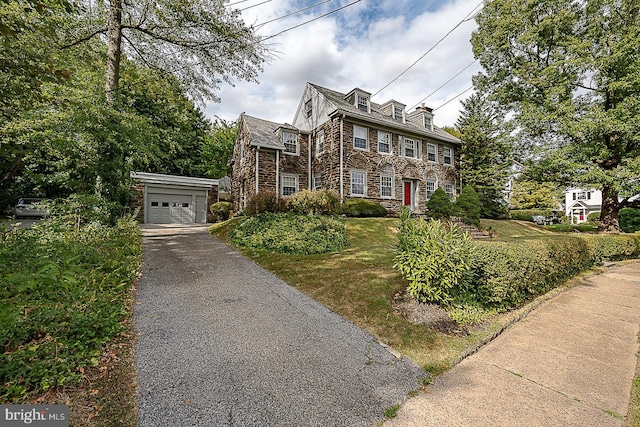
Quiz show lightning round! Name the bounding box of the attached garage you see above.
[131,172,219,224]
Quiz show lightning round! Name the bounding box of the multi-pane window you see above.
[575,191,591,200]
[353,125,368,150]
[283,131,298,154]
[305,99,312,118]
[314,174,322,191]
[316,130,325,155]
[425,179,436,200]
[404,138,416,158]
[381,175,393,198]
[445,182,455,199]
[424,116,432,129]
[443,147,453,165]
[281,174,299,197]
[351,170,366,196]
[378,132,391,153]
[357,94,369,112]
[427,143,437,162]
[393,106,404,121]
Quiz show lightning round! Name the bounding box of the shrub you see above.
[508,209,552,222]
[620,208,640,233]
[581,234,640,262]
[426,187,453,219]
[394,208,475,305]
[210,201,233,222]
[587,211,601,222]
[455,185,481,226]
[288,189,341,215]
[340,198,387,217]
[229,212,347,254]
[245,190,287,215]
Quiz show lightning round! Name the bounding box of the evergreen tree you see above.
[456,185,481,226]
[426,187,453,220]
[456,93,513,219]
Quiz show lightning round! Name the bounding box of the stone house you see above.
[231,82,463,215]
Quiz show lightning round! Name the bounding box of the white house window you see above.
[353,125,368,150]
[281,174,299,197]
[424,116,432,129]
[443,147,453,165]
[378,131,391,153]
[357,94,369,112]
[313,174,322,191]
[574,191,591,200]
[380,174,393,198]
[305,99,312,118]
[445,182,455,199]
[393,106,404,121]
[427,143,437,162]
[425,179,436,199]
[283,131,298,155]
[316,130,325,156]
[351,170,366,196]
[404,138,416,158]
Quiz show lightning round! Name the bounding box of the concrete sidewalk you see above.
[386,262,640,427]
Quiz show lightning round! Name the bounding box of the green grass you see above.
[212,217,506,376]
[480,219,554,239]
[626,333,640,426]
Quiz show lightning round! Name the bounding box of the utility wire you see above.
[227,0,253,7]
[240,0,273,12]
[433,86,473,111]
[259,0,362,42]
[371,0,483,98]
[256,0,337,28]
[409,59,477,110]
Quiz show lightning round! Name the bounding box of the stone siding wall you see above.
[130,183,145,222]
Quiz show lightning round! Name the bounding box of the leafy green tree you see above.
[456,185,481,226]
[510,180,561,210]
[426,187,453,220]
[199,119,238,178]
[456,93,513,218]
[472,0,640,232]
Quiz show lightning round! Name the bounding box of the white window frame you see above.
[427,143,437,162]
[445,182,455,199]
[350,170,366,197]
[377,131,391,154]
[283,131,299,155]
[281,174,299,197]
[425,179,436,200]
[316,130,325,156]
[305,99,312,118]
[424,116,432,130]
[353,125,368,150]
[380,174,394,199]
[313,174,322,191]
[357,94,369,112]
[393,105,404,121]
[403,138,416,158]
[443,147,453,165]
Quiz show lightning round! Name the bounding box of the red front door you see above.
[403,181,412,207]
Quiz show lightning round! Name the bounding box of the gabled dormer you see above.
[407,104,434,131]
[275,124,299,155]
[344,88,371,113]
[380,100,406,123]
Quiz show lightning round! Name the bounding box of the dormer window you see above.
[393,105,404,122]
[424,116,432,130]
[283,131,298,155]
[357,94,369,112]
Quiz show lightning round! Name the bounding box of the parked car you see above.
[12,198,49,218]
[532,215,560,225]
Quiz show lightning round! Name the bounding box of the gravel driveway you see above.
[135,224,424,426]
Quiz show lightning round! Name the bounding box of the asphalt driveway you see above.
[134,224,424,426]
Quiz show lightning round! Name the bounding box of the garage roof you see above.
[131,172,219,188]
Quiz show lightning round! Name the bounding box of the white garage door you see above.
[146,186,208,224]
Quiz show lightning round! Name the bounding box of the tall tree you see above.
[199,118,238,179]
[456,93,513,218]
[472,0,640,232]
[66,0,269,106]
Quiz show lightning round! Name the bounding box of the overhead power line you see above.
[371,0,483,98]
[240,0,273,12]
[433,86,473,111]
[256,0,337,28]
[409,59,477,110]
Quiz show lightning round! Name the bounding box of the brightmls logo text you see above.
[1,405,69,427]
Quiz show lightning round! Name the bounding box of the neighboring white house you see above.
[565,188,602,224]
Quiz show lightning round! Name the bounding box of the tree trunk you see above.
[105,0,122,107]
[598,184,621,233]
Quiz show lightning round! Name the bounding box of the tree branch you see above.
[60,28,106,49]
[1,155,23,185]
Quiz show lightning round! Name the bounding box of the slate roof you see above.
[309,83,462,145]
[242,114,296,150]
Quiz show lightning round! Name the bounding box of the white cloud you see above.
[206,0,482,128]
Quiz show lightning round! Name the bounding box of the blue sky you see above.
[206,0,483,128]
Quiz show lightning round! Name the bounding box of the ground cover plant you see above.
[0,214,142,402]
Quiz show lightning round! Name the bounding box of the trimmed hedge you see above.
[620,208,640,233]
[228,212,347,254]
[472,234,640,308]
[288,189,341,215]
[340,199,388,217]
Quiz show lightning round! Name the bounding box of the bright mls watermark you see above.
[1,405,69,426]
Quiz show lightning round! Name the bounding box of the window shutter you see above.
[587,192,591,200]
[417,140,422,159]
[573,193,576,200]
[399,136,404,156]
